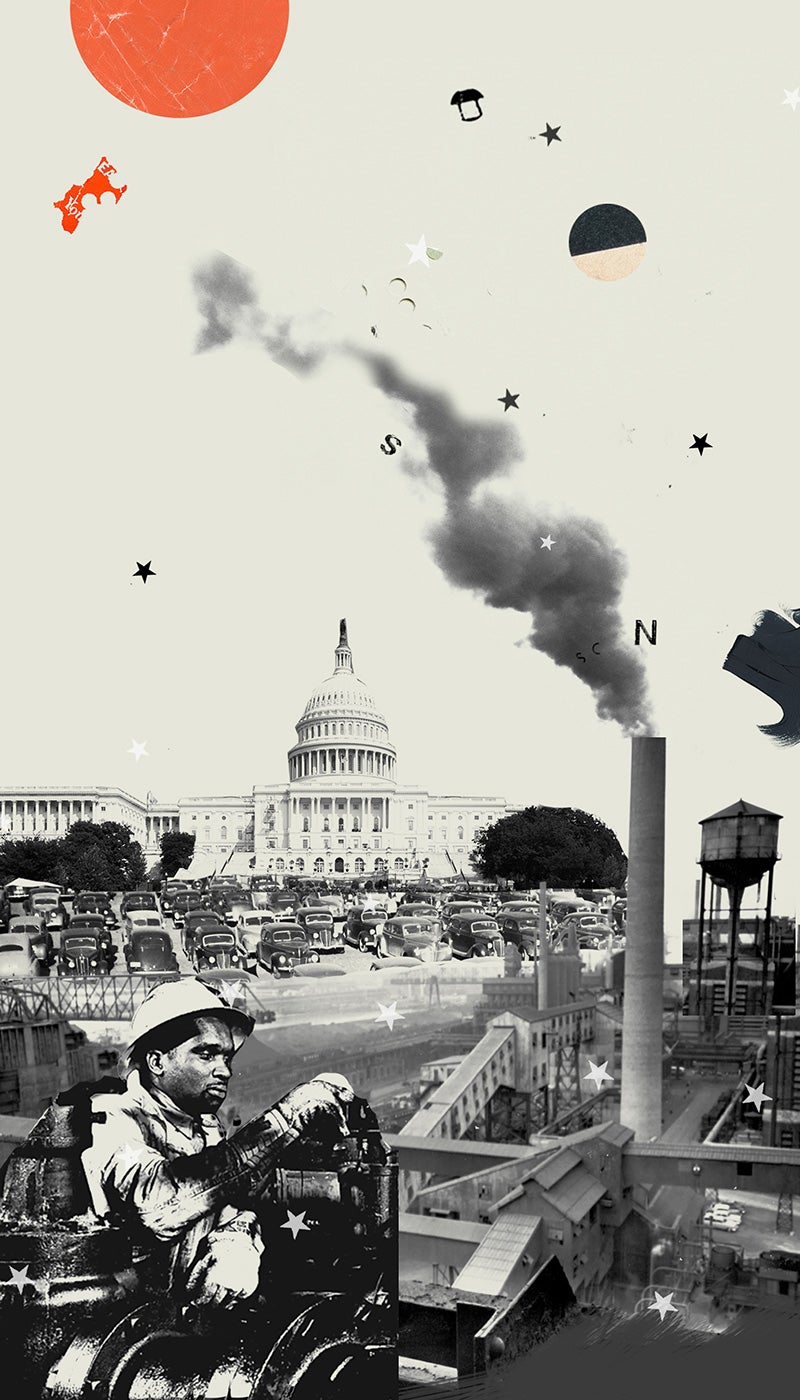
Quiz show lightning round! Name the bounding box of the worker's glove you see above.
[185,1227,264,1309]
[275,1073,356,1137]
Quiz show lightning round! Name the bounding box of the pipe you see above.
[619,737,666,1140]
[537,880,549,1011]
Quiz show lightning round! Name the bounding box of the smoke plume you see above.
[192,254,655,736]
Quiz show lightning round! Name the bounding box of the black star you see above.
[689,434,712,456]
[540,124,561,145]
[498,389,519,411]
[133,561,156,584]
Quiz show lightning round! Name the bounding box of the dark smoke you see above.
[192,254,655,736]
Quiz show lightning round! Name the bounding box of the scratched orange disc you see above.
[70,0,290,118]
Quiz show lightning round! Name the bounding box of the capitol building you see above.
[0,622,518,881]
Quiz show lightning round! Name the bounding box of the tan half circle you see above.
[572,243,647,281]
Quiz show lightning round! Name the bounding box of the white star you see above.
[583,1059,614,1091]
[743,1081,772,1112]
[281,1209,311,1240]
[210,978,248,1007]
[782,88,800,111]
[116,1144,145,1172]
[127,739,148,762]
[540,535,555,550]
[7,1264,47,1297]
[406,235,431,268]
[648,1290,679,1321]
[374,1000,405,1031]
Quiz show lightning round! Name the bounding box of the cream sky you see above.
[4,3,799,947]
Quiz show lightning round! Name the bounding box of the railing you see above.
[2,974,179,1021]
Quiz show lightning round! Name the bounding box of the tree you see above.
[0,836,64,886]
[59,822,147,892]
[471,806,627,890]
[160,830,196,878]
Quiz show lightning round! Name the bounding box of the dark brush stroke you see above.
[724,610,800,745]
[400,1306,800,1400]
[191,254,655,737]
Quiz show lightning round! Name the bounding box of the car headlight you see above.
[66,959,74,967]
[277,955,287,964]
[207,954,217,963]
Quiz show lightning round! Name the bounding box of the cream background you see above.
[3,2,800,950]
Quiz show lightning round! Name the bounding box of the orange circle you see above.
[71,0,290,119]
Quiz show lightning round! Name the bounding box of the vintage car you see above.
[553,917,615,951]
[440,901,486,930]
[58,932,111,977]
[399,889,437,907]
[8,916,55,967]
[269,889,300,918]
[496,912,540,960]
[0,931,48,978]
[344,905,390,954]
[122,911,168,949]
[172,890,208,928]
[497,901,540,919]
[380,916,453,962]
[159,882,191,919]
[236,910,276,965]
[183,913,228,960]
[119,890,161,919]
[295,907,345,953]
[24,890,68,932]
[446,915,504,960]
[301,893,345,921]
[257,923,319,978]
[72,893,117,930]
[125,930,180,974]
[395,902,442,924]
[192,927,246,973]
[67,913,116,962]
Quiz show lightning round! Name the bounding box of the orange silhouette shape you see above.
[70,0,290,119]
[54,156,127,234]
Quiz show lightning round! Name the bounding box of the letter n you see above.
[634,619,657,646]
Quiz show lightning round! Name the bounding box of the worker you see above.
[81,979,356,1310]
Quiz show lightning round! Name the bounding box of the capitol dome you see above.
[287,620,396,783]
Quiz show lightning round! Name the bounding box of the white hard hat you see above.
[126,978,254,1059]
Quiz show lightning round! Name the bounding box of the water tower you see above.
[695,800,781,1018]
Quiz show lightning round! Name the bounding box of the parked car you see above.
[58,932,111,977]
[236,911,276,966]
[8,916,54,967]
[343,905,389,954]
[173,890,207,928]
[301,893,345,921]
[440,901,486,930]
[183,913,229,961]
[496,913,540,960]
[125,930,180,974]
[159,881,191,919]
[269,889,300,918]
[68,913,116,965]
[209,889,251,926]
[72,893,117,930]
[24,890,68,931]
[120,891,161,919]
[0,930,48,978]
[0,891,12,930]
[397,903,443,924]
[447,915,504,960]
[498,901,540,919]
[257,924,319,978]
[192,927,246,973]
[295,907,345,953]
[122,911,167,949]
[381,916,453,962]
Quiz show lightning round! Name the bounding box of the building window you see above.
[302,817,309,832]
[323,818,330,832]
[355,857,365,873]
[276,859,285,872]
[352,818,360,832]
[457,826,464,840]
[373,817,380,832]
[220,825,227,840]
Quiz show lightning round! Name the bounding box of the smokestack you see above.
[620,737,666,1140]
